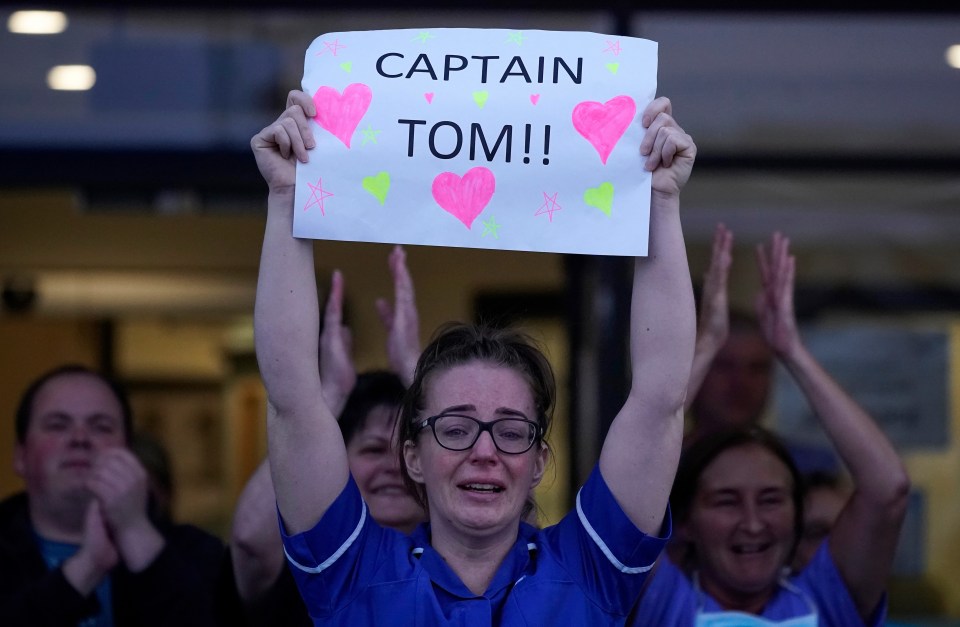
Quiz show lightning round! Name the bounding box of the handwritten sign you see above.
[294,28,658,256]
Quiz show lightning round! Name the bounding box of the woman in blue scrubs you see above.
[632,232,910,626]
[250,89,697,625]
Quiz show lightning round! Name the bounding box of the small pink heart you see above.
[312,83,373,149]
[530,94,540,105]
[424,92,434,104]
[431,167,496,229]
[571,95,636,165]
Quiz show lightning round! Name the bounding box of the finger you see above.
[712,223,726,254]
[783,255,796,312]
[286,89,316,117]
[278,117,311,163]
[89,455,132,494]
[279,103,316,151]
[645,124,691,171]
[769,234,788,300]
[640,110,674,158]
[641,96,672,129]
[657,126,694,170]
[754,291,767,321]
[756,242,771,291]
[392,248,416,307]
[324,270,345,326]
[261,120,294,161]
[774,237,793,302]
[646,123,673,170]
[375,297,394,329]
[718,224,733,261]
[86,470,123,503]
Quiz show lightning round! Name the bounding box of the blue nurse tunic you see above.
[280,465,669,626]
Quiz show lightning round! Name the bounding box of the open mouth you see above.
[731,542,771,555]
[460,483,504,494]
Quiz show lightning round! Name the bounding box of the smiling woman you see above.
[631,233,910,627]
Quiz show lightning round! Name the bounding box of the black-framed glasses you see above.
[417,414,542,455]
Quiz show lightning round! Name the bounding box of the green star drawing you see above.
[481,217,502,239]
[413,31,435,44]
[506,32,526,46]
[360,125,381,146]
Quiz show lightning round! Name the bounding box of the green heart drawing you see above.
[472,90,489,109]
[362,172,391,205]
[584,182,614,216]
[339,61,353,72]
[605,62,619,75]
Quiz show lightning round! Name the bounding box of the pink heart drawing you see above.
[530,94,540,105]
[424,92,435,104]
[312,83,372,149]
[431,167,496,229]
[571,95,636,165]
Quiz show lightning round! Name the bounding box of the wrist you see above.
[63,550,110,596]
[114,518,165,572]
[695,331,726,355]
[776,338,808,370]
[651,189,681,209]
[268,186,296,202]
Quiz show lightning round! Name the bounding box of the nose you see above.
[382,450,402,475]
[741,502,765,534]
[469,430,499,461]
[67,424,92,448]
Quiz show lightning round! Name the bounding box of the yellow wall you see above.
[899,322,960,615]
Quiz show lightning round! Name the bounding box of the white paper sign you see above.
[295,28,658,256]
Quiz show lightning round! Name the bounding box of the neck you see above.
[28,491,90,544]
[431,524,519,596]
[698,571,777,615]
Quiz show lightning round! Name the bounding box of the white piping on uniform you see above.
[284,501,368,574]
[576,489,653,574]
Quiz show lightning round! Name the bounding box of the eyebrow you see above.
[437,405,530,419]
[38,411,119,424]
[704,485,788,497]
[704,488,741,498]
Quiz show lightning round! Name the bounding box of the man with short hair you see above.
[0,364,225,626]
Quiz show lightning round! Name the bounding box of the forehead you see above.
[30,373,124,425]
[805,486,847,515]
[354,404,399,439]
[717,332,773,364]
[424,360,534,412]
[698,443,793,494]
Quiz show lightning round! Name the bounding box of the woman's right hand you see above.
[250,90,316,194]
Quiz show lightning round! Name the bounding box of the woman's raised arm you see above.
[756,232,909,621]
[253,90,350,534]
[599,97,697,535]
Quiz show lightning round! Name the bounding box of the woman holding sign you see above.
[250,89,696,625]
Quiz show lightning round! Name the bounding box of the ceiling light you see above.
[7,10,68,34]
[47,65,96,91]
[947,45,960,70]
